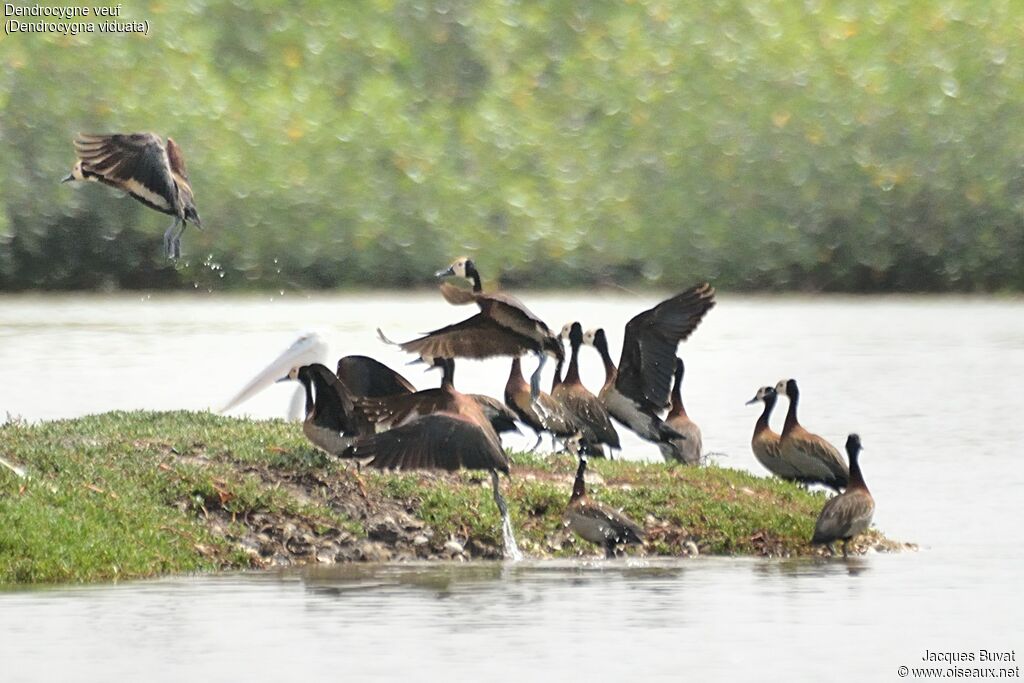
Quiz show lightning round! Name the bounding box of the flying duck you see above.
[379,257,563,398]
[581,283,715,444]
[63,133,201,258]
[775,378,850,491]
[657,358,703,465]
[811,434,875,557]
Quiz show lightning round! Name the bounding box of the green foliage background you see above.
[1,0,1022,292]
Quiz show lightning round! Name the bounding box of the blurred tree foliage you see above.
[1,0,1022,292]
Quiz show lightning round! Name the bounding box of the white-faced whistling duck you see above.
[340,354,519,436]
[811,434,874,557]
[63,133,201,259]
[341,357,516,547]
[504,357,579,451]
[774,378,850,491]
[553,322,620,457]
[282,363,360,454]
[564,435,645,558]
[657,358,703,465]
[580,283,715,445]
[379,257,564,399]
[745,386,802,481]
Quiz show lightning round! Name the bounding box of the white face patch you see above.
[288,366,300,380]
[560,323,573,339]
[582,329,596,346]
[451,257,468,278]
[774,379,790,395]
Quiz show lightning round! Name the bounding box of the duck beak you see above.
[275,376,291,383]
[60,172,74,183]
[435,266,455,278]
[744,395,759,405]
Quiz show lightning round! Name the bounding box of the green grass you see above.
[0,411,903,584]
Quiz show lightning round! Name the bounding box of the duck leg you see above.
[841,540,850,559]
[528,431,543,453]
[164,217,182,259]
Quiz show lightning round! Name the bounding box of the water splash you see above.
[491,471,523,561]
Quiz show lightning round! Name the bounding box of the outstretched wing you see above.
[73,133,178,215]
[387,314,537,359]
[337,355,416,398]
[341,413,510,473]
[617,283,716,409]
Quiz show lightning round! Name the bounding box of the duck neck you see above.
[506,357,527,394]
[594,337,617,387]
[571,458,587,501]
[466,264,483,293]
[668,366,686,418]
[782,386,800,434]
[441,359,456,391]
[848,449,868,492]
[299,376,315,417]
[754,394,776,434]
[308,367,346,428]
[551,356,564,391]
[564,338,582,385]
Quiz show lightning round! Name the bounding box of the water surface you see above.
[1,293,1021,680]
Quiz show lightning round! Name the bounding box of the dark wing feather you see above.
[470,394,520,434]
[165,137,189,180]
[617,283,716,409]
[395,313,537,359]
[353,388,448,429]
[341,413,510,473]
[337,355,416,397]
[73,133,178,215]
[554,386,620,448]
[812,490,874,544]
[478,292,558,344]
[574,499,645,543]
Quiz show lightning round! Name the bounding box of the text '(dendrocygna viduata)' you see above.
[745,386,801,481]
[775,378,850,491]
[564,436,645,558]
[658,358,703,465]
[63,133,201,259]
[581,283,715,446]
[379,257,563,399]
[553,322,620,457]
[811,434,875,557]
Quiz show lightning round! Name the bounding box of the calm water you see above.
[1,293,1022,681]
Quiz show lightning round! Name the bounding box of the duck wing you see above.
[616,283,716,410]
[342,413,510,473]
[73,133,178,214]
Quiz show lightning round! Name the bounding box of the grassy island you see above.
[0,411,909,584]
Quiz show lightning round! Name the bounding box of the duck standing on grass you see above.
[564,436,644,558]
[811,434,875,557]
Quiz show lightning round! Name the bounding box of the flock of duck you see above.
[62,133,875,560]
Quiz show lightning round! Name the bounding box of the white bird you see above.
[220,332,328,420]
